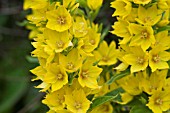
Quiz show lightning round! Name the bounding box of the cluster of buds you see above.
[24,0,170,113]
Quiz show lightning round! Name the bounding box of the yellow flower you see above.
[63,0,76,8]
[129,23,155,51]
[141,70,167,95]
[46,6,72,32]
[94,41,118,65]
[149,46,170,72]
[125,8,138,22]
[27,9,47,26]
[78,28,100,56]
[123,46,148,73]
[147,90,170,113]
[119,92,133,104]
[120,74,142,95]
[87,0,103,10]
[23,0,48,10]
[111,18,131,44]
[59,49,82,73]
[111,0,132,18]
[153,31,170,49]
[65,89,91,113]
[157,9,170,27]
[44,28,71,53]
[158,0,170,10]
[133,0,151,5]
[72,16,88,38]
[42,89,65,111]
[90,102,113,113]
[78,59,103,89]
[44,63,68,92]
[135,5,161,26]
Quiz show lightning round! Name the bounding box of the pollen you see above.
[152,54,160,63]
[136,57,144,64]
[141,30,149,39]
[102,56,109,62]
[81,70,89,78]
[56,73,63,80]
[90,39,95,45]
[67,62,74,70]
[56,41,64,48]
[74,102,82,110]
[155,98,163,105]
[57,16,66,25]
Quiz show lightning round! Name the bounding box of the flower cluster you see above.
[111,0,170,112]
[24,0,170,113]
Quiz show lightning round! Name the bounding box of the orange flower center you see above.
[152,54,160,63]
[141,30,149,39]
[56,73,63,80]
[56,41,64,48]
[74,102,82,110]
[57,16,66,25]
[67,62,74,70]
[155,98,163,105]
[136,57,144,64]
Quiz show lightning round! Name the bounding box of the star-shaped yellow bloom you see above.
[129,23,155,51]
[123,46,148,73]
[46,6,72,32]
[149,46,170,72]
[65,89,91,113]
[94,41,118,65]
[147,90,170,113]
[59,49,82,73]
[135,5,161,26]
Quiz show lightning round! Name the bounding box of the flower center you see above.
[67,62,74,70]
[81,70,89,78]
[141,30,149,39]
[90,39,95,45]
[136,57,144,64]
[56,73,63,80]
[152,54,160,63]
[74,102,82,110]
[102,56,109,62]
[144,16,153,23]
[56,41,64,48]
[57,16,66,25]
[155,98,163,105]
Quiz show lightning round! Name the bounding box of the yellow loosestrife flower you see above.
[147,90,170,113]
[46,6,72,32]
[65,89,91,113]
[44,29,71,53]
[111,0,132,18]
[135,5,161,26]
[87,0,103,10]
[44,63,68,92]
[72,16,88,38]
[133,0,152,5]
[129,23,155,51]
[123,46,148,73]
[149,46,170,72]
[59,49,82,73]
[111,18,131,44]
[141,70,167,95]
[78,60,103,89]
[42,89,65,111]
[94,41,118,65]
[23,0,48,10]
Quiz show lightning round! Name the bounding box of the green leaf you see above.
[157,26,170,33]
[26,56,39,63]
[106,69,130,85]
[88,87,124,112]
[88,96,117,112]
[130,105,152,113]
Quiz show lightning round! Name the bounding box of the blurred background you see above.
[0,0,48,113]
[0,0,115,113]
